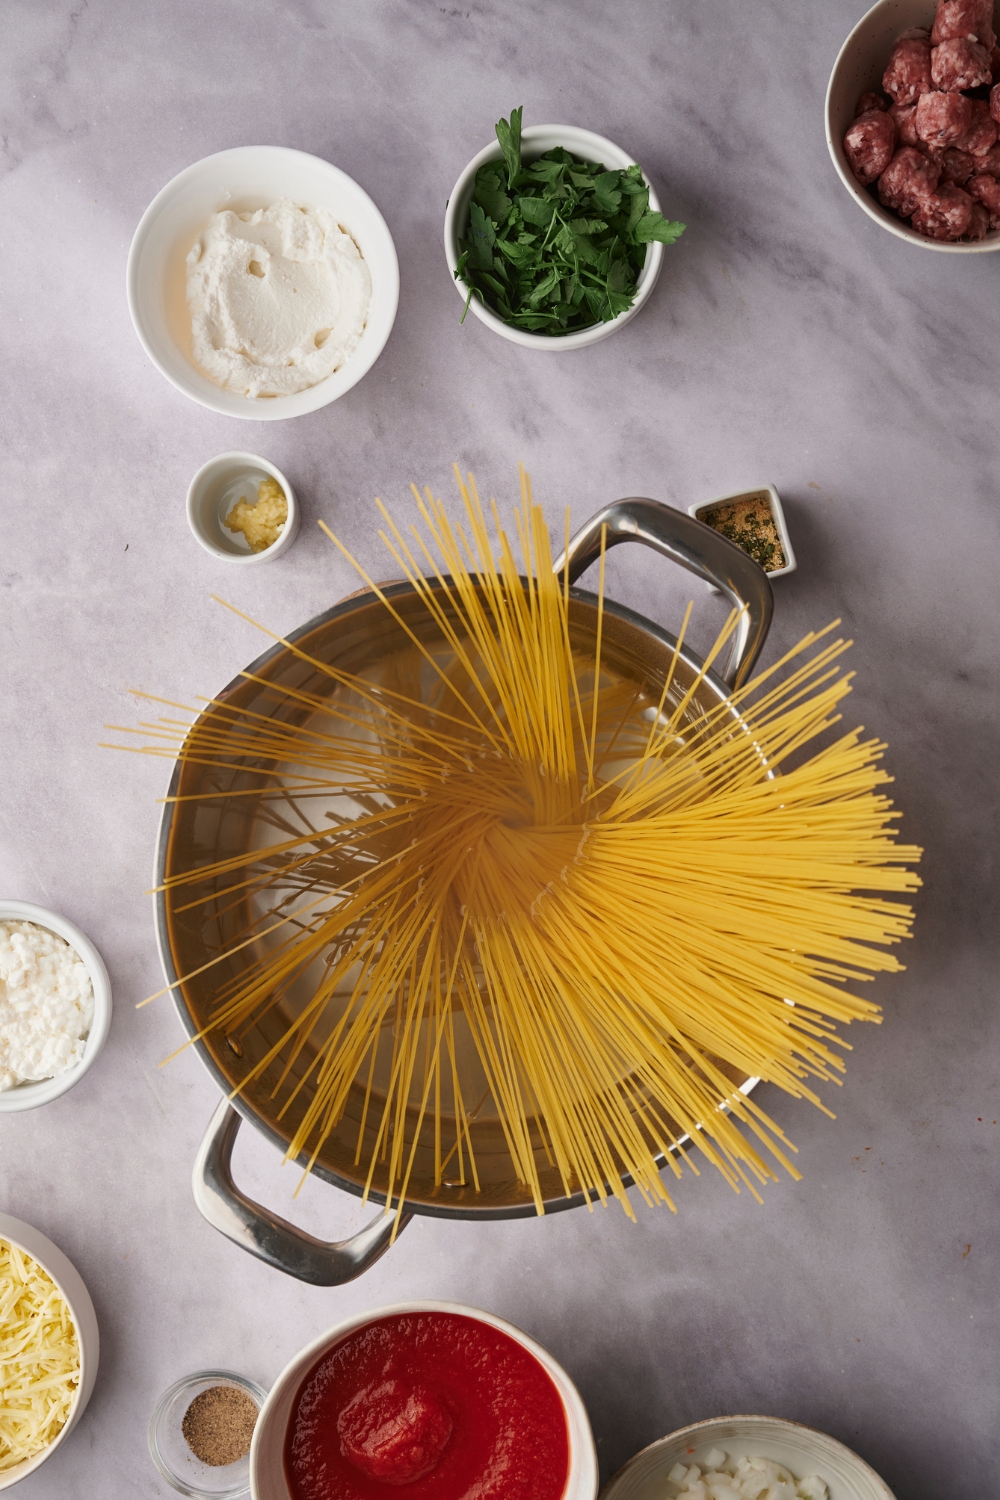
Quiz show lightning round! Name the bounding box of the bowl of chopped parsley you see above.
[444,108,685,348]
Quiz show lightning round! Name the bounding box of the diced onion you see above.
[669,1451,829,1500]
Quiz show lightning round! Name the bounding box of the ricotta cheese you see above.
[0,921,94,1091]
[186,199,371,398]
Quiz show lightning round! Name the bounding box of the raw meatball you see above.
[844,110,898,183]
[883,37,934,103]
[940,146,977,180]
[890,101,922,145]
[931,37,993,88]
[878,146,942,214]
[978,141,1000,173]
[856,91,889,116]
[965,201,990,237]
[910,181,975,236]
[955,98,999,153]
[916,89,973,145]
[930,0,992,45]
[967,169,1000,221]
[992,81,1000,121]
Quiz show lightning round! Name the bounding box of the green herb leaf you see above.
[607,257,628,293]
[625,185,649,235]
[583,285,608,319]
[528,268,560,306]
[517,196,555,227]
[592,171,623,214]
[527,158,565,184]
[464,201,497,270]
[475,168,512,225]
[496,238,538,265]
[634,211,686,244]
[554,223,578,258]
[495,106,523,190]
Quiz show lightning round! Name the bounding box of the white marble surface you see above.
[2,1,998,1496]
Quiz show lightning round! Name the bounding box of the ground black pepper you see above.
[181,1384,258,1467]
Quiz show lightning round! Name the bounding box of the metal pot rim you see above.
[153,573,761,1220]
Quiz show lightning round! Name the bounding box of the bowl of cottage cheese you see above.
[127,147,399,420]
[0,902,111,1112]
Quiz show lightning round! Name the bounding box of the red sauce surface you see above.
[284,1312,569,1500]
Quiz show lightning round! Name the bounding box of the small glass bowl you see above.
[148,1370,268,1499]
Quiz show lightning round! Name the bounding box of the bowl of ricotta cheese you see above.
[127,146,399,420]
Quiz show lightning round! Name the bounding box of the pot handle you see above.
[192,1100,411,1286]
[554,497,773,688]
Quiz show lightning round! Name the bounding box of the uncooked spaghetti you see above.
[109,467,921,1219]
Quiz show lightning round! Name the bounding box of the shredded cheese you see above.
[0,1239,80,1472]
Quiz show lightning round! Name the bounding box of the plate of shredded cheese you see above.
[0,1215,98,1489]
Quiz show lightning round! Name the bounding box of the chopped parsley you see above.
[455,107,685,335]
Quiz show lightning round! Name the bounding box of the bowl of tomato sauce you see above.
[249,1301,598,1500]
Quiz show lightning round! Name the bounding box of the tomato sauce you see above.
[284,1311,570,1500]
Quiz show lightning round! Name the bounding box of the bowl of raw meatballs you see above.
[827,0,1000,248]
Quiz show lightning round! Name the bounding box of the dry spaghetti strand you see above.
[112,466,921,1219]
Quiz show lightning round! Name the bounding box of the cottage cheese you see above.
[0,922,94,1090]
[186,199,371,398]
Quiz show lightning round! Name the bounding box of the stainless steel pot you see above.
[154,499,773,1284]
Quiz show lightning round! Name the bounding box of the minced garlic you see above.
[224,476,288,553]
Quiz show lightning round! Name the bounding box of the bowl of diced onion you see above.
[0,1215,99,1489]
[599,1415,896,1500]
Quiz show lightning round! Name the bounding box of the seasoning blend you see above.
[689,485,797,579]
[148,1370,267,1497]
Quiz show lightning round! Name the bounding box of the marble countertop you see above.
[2,2,998,1496]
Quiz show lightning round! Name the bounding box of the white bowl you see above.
[127,146,400,417]
[689,484,797,581]
[0,1213,100,1490]
[187,452,299,564]
[444,125,665,348]
[249,1300,598,1500]
[0,900,111,1112]
[601,1415,896,1500]
[826,0,1000,252]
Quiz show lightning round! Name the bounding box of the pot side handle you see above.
[192,1100,411,1286]
[553,497,773,688]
